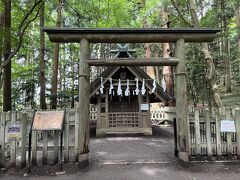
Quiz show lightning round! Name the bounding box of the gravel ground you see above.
[1,125,240,180]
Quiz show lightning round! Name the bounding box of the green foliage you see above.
[200,9,219,27]
[2,0,240,109]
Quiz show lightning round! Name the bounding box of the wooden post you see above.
[235,110,240,159]
[74,110,79,162]
[225,108,233,160]
[64,110,69,163]
[215,109,222,160]
[138,94,143,128]
[20,113,27,168]
[78,39,90,168]
[96,96,105,137]
[96,96,101,129]
[10,111,16,167]
[0,112,6,167]
[42,131,48,165]
[105,89,109,128]
[194,109,201,160]
[175,38,189,162]
[32,131,37,165]
[205,109,212,160]
[53,130,59,164]
[146,93,151,128]
[173,118,178,157]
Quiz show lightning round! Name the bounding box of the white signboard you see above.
[141,104,149,111]
[221,120,236,132]
[8,123,21,140]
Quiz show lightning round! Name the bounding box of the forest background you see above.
[0,0,239,111]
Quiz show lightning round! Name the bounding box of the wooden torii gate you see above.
[43,28,220,165]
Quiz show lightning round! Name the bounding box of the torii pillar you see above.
[175,38,189,161]
[78,39,90,167]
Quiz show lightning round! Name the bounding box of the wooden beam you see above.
[86,58,179,66]
[43,28,220,43]
[78,39,90,168]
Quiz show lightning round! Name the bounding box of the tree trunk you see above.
[51,0,62,109]
[3,0,11,111]
[70,45,75,108]
[59,51,62,105]
[221,0,231,93]
[0,14,3,63]
[30,41,35,108]
[153,49,160,84]
[143,23,155,79]
[62,45,66,107]
[161,8,173,98]
[39,0,47,110]
[0,14,3,89]
[145,43,155,79]
[141,0,155,79]
[188,0,222,108]
[236,7,240,78]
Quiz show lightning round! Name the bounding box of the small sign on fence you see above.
[32,111,65,131]
[221,120,236,132]
[141,104,149,111]
[7,123,21,140]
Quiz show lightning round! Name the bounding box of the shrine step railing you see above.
[150,107,176,125]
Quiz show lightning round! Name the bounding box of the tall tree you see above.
[236,6,240,75]
[39,0,47,110]
[171,0,222,108]
[161,7,173,97]
[221,0,231,93]
[3,0,11,111]
[51,0,62,109]
[70,45,75,108]
[145,43,155,78]
[0,14,3,89]
[0,14,3,63]
[142,0,155,80]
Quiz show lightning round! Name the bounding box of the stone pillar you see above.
[175,38,189,162]
[78,39,90,167]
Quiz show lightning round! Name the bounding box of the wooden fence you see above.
[0,107,239,168]
[0,108,99,168]
[189,107,240,160]
[0,106,171,168]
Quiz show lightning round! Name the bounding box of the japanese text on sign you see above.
[141,104,149,111]
[220,120,236,132]
[8,124,21,140]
